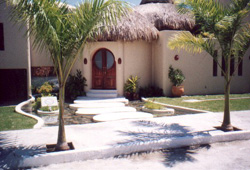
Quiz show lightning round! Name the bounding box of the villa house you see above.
[0,0,249,103]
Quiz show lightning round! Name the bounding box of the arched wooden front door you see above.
[92,49,116,89]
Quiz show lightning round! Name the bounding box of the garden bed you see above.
[21,103,94,126]
[128,100,199,116]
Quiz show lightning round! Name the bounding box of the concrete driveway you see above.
[33,139,250,170]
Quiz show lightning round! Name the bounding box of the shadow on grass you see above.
[0,133,45,169]
[115,120,213,167]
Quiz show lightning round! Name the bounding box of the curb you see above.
[18,130,250,168]
[141,106,174,115]
[15,96,44,129]
[142,97,210,113]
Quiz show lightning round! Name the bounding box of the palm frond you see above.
[229,0,250,15]
[176,0,226,33]
[232,23,250,58]
[168,32,216,56]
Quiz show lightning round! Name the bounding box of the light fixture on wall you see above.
[84,58,87,64]
[118,58,122,64]
[174,55,179,61]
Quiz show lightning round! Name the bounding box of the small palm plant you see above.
[8,0,130,150]
[124,75,140,100]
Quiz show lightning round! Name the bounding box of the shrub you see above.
[31,77,59,94]
[139,85,164,98]
[124,75,140,100]
[65,70,87,100]
[37,82,54,96]
[168,65,185,86]
[124,75,139,93]
[32,97,41,112]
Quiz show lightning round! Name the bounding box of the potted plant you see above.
[168,65,185,97]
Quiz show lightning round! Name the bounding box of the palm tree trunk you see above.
[55,84,70,151]
[221,56,233,131]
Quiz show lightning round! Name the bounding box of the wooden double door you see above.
[92,49,116,89]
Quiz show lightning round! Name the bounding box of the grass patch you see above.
[0,106,37,131]
[150,94,250,112]
[144,102,164,110]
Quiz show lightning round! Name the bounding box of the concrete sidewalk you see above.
[1,110,250,168]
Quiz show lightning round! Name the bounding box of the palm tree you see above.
[168,0,250,131]
[8,0,129,150]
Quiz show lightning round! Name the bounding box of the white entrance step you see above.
[75,97,129,105]
[76,107,136,115]
[86,90,118,98]
[93,112,153,122]
[70,102,125,109]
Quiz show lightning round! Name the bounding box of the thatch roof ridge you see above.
[135,3,195,31]
[95,10,159,42]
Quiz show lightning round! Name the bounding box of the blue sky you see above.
[66,0,141,6]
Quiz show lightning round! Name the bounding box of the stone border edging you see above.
[19,130,250,168]
[15,96,44,129]
[142,106,174,115]
[142,97,210,113]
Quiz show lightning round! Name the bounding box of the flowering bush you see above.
[37,82,53,96]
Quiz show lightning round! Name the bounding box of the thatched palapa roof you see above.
[135,3,195,31]
[95,0,195,41]
[95,10,159,42]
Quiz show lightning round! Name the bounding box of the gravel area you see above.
[21,103,94,126]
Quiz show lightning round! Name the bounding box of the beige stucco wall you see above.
[0,4,29,69]
[155,31,250,96]
[152,32,165,92]
[123,41,152,89]
[30,36,53,67]
[72,40,153,96]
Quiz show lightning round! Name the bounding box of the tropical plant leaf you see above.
[168,32,217,57]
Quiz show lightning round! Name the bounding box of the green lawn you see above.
[0,106,37,131]
[149,94,250,112]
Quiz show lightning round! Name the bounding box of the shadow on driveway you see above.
[115,120,212,167]
[0,133,45,169]
[117,120,212,144]
[161,144,210,167]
